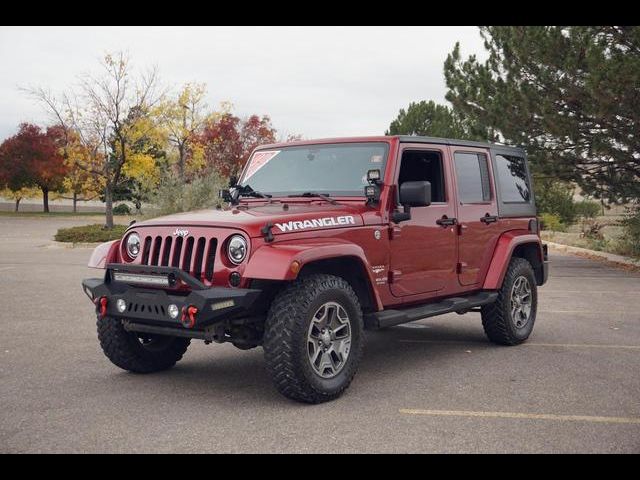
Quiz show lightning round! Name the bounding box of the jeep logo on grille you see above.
[172,228,189,237]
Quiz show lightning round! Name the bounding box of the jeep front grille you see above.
[140,235,217,281]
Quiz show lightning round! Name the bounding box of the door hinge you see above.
[456,262,463,274]
[388,270,402,284]
[389,226,401,240]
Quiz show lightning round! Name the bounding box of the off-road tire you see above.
[97,316,190,373]
[263,274,364,403]
[481,257,537,345]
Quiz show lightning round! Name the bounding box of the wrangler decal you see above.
[275,215,355,232]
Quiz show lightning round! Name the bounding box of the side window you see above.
[494,154,531,203]
[398,150,446,203]
[454,152,491,203]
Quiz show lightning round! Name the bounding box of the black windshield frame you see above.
[238,142,390,197]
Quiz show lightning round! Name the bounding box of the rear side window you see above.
[494,154,531,203]
[454,152,491,203]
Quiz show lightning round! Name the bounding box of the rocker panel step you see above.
[364,291,498,330]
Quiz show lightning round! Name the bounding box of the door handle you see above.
[436,216,457,227]
[481,214,498,224]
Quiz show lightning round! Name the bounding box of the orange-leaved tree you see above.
[0,123,68,212]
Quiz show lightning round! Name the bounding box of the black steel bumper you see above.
[82,264,261,330]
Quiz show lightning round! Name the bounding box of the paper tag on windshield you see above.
[243,150,280,181]
[370,155,383,163]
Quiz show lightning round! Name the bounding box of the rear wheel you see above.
[263,274,364,403]
[481,257,537,345]
[97,317,190,373]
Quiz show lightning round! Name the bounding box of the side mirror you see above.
[229,175,238,187]
[399,181,431,207]
[392,181,431,223]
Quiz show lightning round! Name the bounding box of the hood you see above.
[133,201,369,237]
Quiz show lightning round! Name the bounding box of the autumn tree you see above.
[58,134,103,213]
[444,26,640,203]
[0,123,67,212]
[199,113,277,179]
[29,52,162,228]
[157,83,210,180]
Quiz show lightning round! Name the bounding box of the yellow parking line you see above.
[538,309,629,314]
[397,339,640,350]
[399,409,640,425]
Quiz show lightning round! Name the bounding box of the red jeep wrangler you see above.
[83,136,548,403]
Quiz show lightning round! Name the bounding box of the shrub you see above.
[574,200,601,219]
[55,224,127,243]
[151,171,228,216]
[539,213,565,232]
[113,203,132,215]
[534,179,577,225]
[616,205,640,258]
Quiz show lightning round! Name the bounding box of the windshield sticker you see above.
[243,150,280,181]
[370,155,383,163]
[275,215,355,232]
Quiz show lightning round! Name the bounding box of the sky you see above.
[0,26,487,142]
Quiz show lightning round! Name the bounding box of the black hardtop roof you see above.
[397,135,525,154]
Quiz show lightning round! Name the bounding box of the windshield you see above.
[239,142,389,197]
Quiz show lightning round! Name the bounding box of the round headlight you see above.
[227,235,248,265]
[126,232,141,259]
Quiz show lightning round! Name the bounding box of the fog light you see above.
[168,304,179,319]
[116,299,127,313]
[229,272,241,287]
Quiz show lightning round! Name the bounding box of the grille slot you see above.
[182,237,194,272]
[161,237,172,266]
[141,236,152,264]
[172,236,183,267]
[139,233,215,282]
[150,237,162,266]
[204,239,217,281]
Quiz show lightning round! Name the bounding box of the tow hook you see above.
[181,306,198,329]
[95,296,108,319]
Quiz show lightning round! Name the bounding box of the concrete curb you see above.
[545,241,640,269]
[44,241,101,249]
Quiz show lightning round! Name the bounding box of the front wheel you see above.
[263,274,364,403]
[97,317,190,373]
[481,257,537,345]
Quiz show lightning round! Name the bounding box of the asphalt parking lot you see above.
[1,216,639,453]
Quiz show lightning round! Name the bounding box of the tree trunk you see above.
[15,197,21,212]
[73,192,78,213]
[105,185,114,229]
[42,187,49,213]
[178,144,185,180]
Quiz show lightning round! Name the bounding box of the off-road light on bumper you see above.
[116,299,127,313]
[211,299,235,311]
[168,304,179,319]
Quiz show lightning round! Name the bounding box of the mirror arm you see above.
[392,204,411,223]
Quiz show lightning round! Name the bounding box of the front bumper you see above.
[82,264,261,330]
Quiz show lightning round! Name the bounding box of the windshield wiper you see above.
[237,185,272,199]
[288,192,337,205]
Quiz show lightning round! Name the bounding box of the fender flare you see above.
[483,231,543,290]
[88,240,120,269]
[244,239,383,310]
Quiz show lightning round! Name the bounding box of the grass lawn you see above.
[0,211,106,217]
[54,224,128,243]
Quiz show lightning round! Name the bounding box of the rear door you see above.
[451,147,501,287]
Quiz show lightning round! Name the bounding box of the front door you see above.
[450,147,500,286]
[389,145,458,297]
